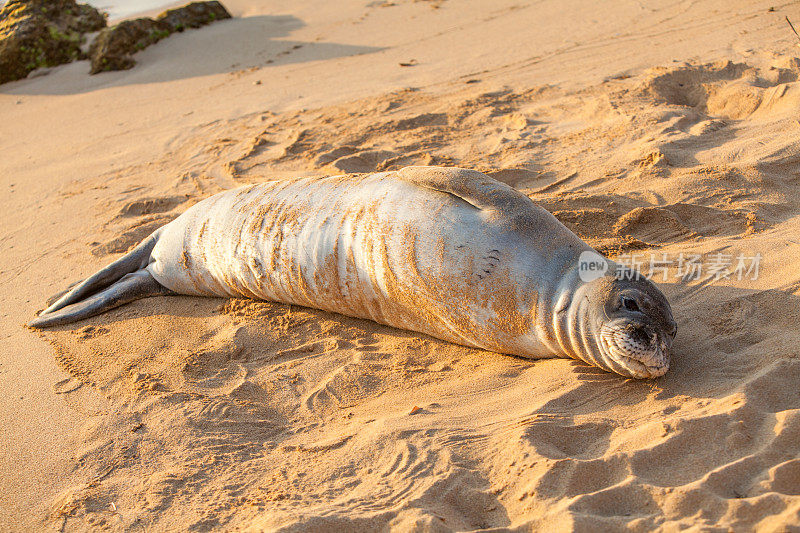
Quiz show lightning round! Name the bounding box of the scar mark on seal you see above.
[474,249,501,282]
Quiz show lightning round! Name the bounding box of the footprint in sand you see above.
[52,377,83,394]
[521,416,615,460]
[181,356,248,396]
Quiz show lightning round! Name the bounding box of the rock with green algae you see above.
[88,1,231,74]
[0,0,106,84]
[87,17,171,73]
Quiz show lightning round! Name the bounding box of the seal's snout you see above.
[599,319,670,379]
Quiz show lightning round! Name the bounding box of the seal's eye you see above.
[621,296,640,312]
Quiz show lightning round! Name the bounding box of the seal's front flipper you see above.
[397,166,567,230]
[29,270,171,328]
[397,166,522,211]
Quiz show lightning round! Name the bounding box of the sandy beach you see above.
[2,0,800,530]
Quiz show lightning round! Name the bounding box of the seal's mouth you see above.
[599,320,670,379]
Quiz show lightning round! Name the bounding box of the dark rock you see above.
[0,0,106,84]
[155,1,231,32]
[88,17,171,73]
[89,1,231,74]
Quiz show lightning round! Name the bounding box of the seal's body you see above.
[151,169,586,358]
[32,167,677,378]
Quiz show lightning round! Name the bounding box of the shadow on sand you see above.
[1,14,384,96]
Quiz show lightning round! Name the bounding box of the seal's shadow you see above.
[653,281,800,397]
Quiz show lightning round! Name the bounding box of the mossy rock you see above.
[0,0,106,84]
[89,1,231,74]
[88,18,172,73]
[155,1,231,32]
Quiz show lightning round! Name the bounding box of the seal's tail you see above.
[29,229,172,328]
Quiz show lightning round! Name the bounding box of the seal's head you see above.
[578,274,677,379]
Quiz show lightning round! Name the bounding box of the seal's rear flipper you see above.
[31,228,169,328]
[42,229,162,316]
[29,270,171,328]
[45,280,81,307]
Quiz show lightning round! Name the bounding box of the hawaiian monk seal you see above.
[31,166,677,379]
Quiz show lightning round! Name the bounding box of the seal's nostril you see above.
[631,326,650,345]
